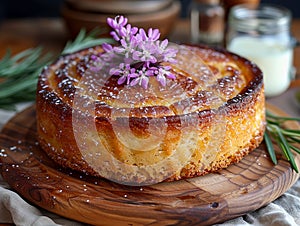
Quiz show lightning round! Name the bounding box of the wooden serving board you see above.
[0,104,299,226]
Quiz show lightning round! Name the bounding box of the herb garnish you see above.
[265,111,300,172]
[90,16,178,89]
[0,48,51,110]
[0,29,111,110]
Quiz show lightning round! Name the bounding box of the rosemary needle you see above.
[264,131,277,165]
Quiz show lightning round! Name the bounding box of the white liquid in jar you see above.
[227,36,293,97]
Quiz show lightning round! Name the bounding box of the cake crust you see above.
[36,44,265,185]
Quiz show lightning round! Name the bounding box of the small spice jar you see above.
[226,4,296,97]
[190,0,225,45]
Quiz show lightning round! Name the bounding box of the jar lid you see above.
[228,4,291,34]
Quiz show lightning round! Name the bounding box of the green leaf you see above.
[290,145,300,155]
[276,126,299,172]
[264,132,277,165]
[0,48,48,78]
[0,76,38,98]
[288,136,300,144]
[282,129,300,136]
[62,28,113,55]
[266,110,300,122]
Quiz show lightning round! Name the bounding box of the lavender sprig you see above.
[91,16,178,89]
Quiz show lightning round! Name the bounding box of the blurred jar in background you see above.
[226,4,296,97]
[190,0,225,46]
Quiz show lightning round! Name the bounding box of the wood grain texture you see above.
[0,104,299,226]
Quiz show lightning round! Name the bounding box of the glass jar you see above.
[226,4,296,97]
[190,0,225,45]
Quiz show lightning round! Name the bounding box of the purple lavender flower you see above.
[110,31,120,41]
[156,39,168,54]
[156,40,178,63]
[107,16,128,41]
[132,41,157,64]
[163,47,178,63]
[155,65,176,86]
[130,65,155,89]
[101,44,115,61]
[156,72,167,87]
[110,63,138,86]
[114,38,137,59]
[102,43,113,52]
[90,54,98,61]
[123,24,138,41]
[136,28,160,42]
[146,28,160,41]
[136,28,147,42]
[130,74,149,89]
[90,15,178,89]
[107,16,128,30]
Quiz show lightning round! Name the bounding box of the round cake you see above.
[36,17,265,186]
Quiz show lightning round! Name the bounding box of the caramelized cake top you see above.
[38,44,263,119]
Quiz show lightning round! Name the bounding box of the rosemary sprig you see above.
[0,29,111,110]
[266,110,300,172]
[62,29,112,55]
[0,48,50,110]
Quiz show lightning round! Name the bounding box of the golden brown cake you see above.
[36,43,265,185]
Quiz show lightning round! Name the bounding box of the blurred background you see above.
[0,0,299,20]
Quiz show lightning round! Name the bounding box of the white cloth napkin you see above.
[1,98,300,226]
[0,176,84,226]
[215,180,300,226]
